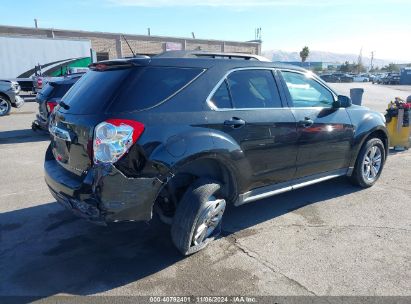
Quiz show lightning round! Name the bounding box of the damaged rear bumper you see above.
[44,146,163,224]
[32,114,49,131]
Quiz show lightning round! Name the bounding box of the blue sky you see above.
[1,0,410,61]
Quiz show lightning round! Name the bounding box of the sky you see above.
[1,0,410,61]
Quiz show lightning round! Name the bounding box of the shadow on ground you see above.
[0,129,49,144]
[0,177,360,300]
[389,148,410,155]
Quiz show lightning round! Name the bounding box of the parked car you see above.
[319,74,340,83]
[367,74,376,82]
[32,74,83,131]
[0,80,24,116]
[372,73,386,84]
[45,55,388,255]
[353,74,369,82]
[333,73,353,83]
[386,74,400,85]
[380,73,400,85]
[380,74,391,84]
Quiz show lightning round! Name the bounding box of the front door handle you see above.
[224,117,246,129]
[298,117,314,128]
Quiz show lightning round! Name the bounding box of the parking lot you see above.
[329,82,411,112]
[0,83,410,298]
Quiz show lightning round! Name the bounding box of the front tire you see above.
[0,96,11,116]
[171,178,226,256]
[350,138,385,188]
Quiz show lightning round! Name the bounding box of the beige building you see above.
[0,25,261,61]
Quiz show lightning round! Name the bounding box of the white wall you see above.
[0,36,91,79]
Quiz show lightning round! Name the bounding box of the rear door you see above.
[278,70,354,178]
[206,68,298,190]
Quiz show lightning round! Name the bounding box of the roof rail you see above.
[155,51,270,62]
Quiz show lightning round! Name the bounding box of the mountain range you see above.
[261,49,405,67]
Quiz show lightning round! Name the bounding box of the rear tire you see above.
[171,178,226,256]
[0,96,11,116]
[350,138,385,188]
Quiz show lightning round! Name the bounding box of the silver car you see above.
[0,80,25,116]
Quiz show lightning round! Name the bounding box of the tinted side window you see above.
[210,80,232,109]
[281,71,335,107]
[227,70,282,109]
[61,69,129,115]
[62,67,203,114]
[109,67,203,113]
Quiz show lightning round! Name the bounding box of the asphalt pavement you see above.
[0,84,410,299]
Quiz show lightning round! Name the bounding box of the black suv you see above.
[32,74,83,131]
[45,54,388,255]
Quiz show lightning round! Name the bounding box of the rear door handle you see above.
[298,117,314,128]
[224,117,246,129]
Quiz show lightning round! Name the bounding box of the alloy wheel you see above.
[192,197,226,246]
[362,145,382,182]
[0,98,10,115]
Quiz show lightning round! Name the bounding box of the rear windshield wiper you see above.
[59,101,70,110]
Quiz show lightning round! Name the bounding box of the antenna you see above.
[254,27,262,41]
[122,35,136,58]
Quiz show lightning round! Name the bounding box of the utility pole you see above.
[370,51,375,72]
[357,47,363,73]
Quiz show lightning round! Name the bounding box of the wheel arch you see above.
[350,126,389,172]
[170,156,239,204]
[366,129,389,157]
[0,92,11,102]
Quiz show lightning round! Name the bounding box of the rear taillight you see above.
[46,101,58,113]
[93,119,144,164]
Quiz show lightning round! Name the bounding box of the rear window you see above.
[61,70,129,115]
[40,83,73,99]
[51,84,73,98]
[61,67,203,114]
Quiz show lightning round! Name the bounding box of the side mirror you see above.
[335,95,352,108]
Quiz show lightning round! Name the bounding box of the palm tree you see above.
[300,46,310,63]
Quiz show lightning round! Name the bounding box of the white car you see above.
[353,75,370,82]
